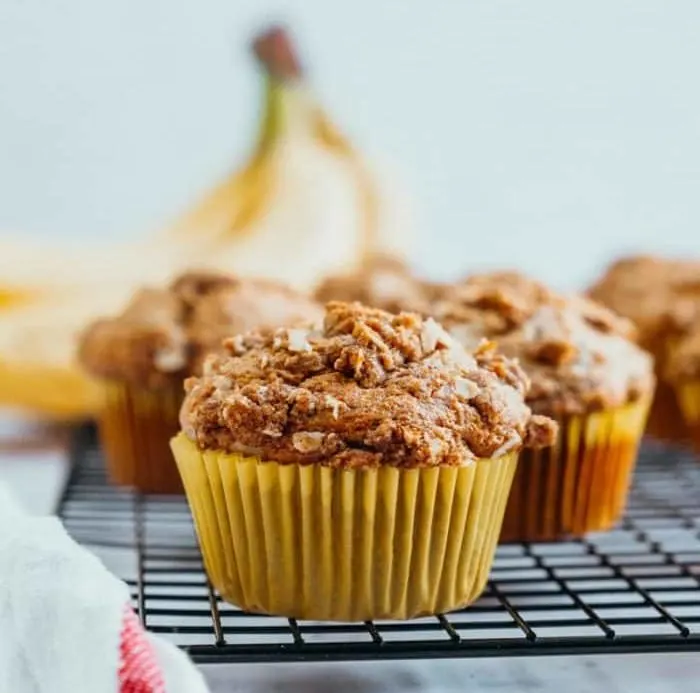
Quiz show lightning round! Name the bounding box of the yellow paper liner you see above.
[171,433,518,621]
[99,381,184,494]
[500,398,651,543]
[676,382,700,453]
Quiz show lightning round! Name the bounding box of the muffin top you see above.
[79,271,323,389]
[180,301,557,468]
[432,272,654,416]
[314,255,435,315]
[588,255,700,347]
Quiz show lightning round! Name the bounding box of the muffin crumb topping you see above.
[180,301,557,467]
[433,272,654,415]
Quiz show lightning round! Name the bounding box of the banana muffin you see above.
[80,271,322,493]
[588,254,700,442]
[434,271,655,541]
[171,301,556,620]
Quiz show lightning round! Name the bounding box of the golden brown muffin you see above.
[79,271,322,493]
[434,271,655,542]
[80,271,323,388]
[171,301,556,619]
[588,255,700,442]
[313,255,436,315]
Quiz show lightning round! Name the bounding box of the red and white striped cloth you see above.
[119,605,166,693]
[0,483,209,693]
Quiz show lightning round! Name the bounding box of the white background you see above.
[2,0,700,290]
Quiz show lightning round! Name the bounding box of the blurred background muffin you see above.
[433,271,654,541]
[79,271,321,493]
[313,254,436,314]
[588,255,700,443]
[666,325,700,452]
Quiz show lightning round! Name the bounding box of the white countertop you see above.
[2,417,699,693]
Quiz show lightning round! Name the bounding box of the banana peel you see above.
[0,25,414,419]
[0,284,136,419]
[0,286,40,311]
[0,360,100,420]
[160,78,369,289]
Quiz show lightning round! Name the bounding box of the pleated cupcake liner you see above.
[171,433,519,621]
[500,397,651,543]
[676,382,700,453]
[98,381,184,494]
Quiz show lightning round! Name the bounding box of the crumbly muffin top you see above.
[180,302,557,468]
[79,271,323,389]
[314,255,436,315]
[432,272,654,416]
[588,255,700,349]
[666,327,700,381]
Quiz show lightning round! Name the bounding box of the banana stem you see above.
[252,26,303,82]
[252,25,311,150]
[257,76,320,149]
[253,26,381,263]
[254,76,284,158]
[163,40,313,243]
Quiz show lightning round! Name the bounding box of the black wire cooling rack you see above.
[57,426,700,663]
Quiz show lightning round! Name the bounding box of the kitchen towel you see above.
[0,482,209,693]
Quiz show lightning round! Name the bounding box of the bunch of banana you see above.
[0,25,414,419]
[161,26,413,285]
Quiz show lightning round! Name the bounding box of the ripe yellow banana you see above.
[162,26,414,285]
[0,25,415,419]
[0,285,38,310]
[161,28,370,289]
